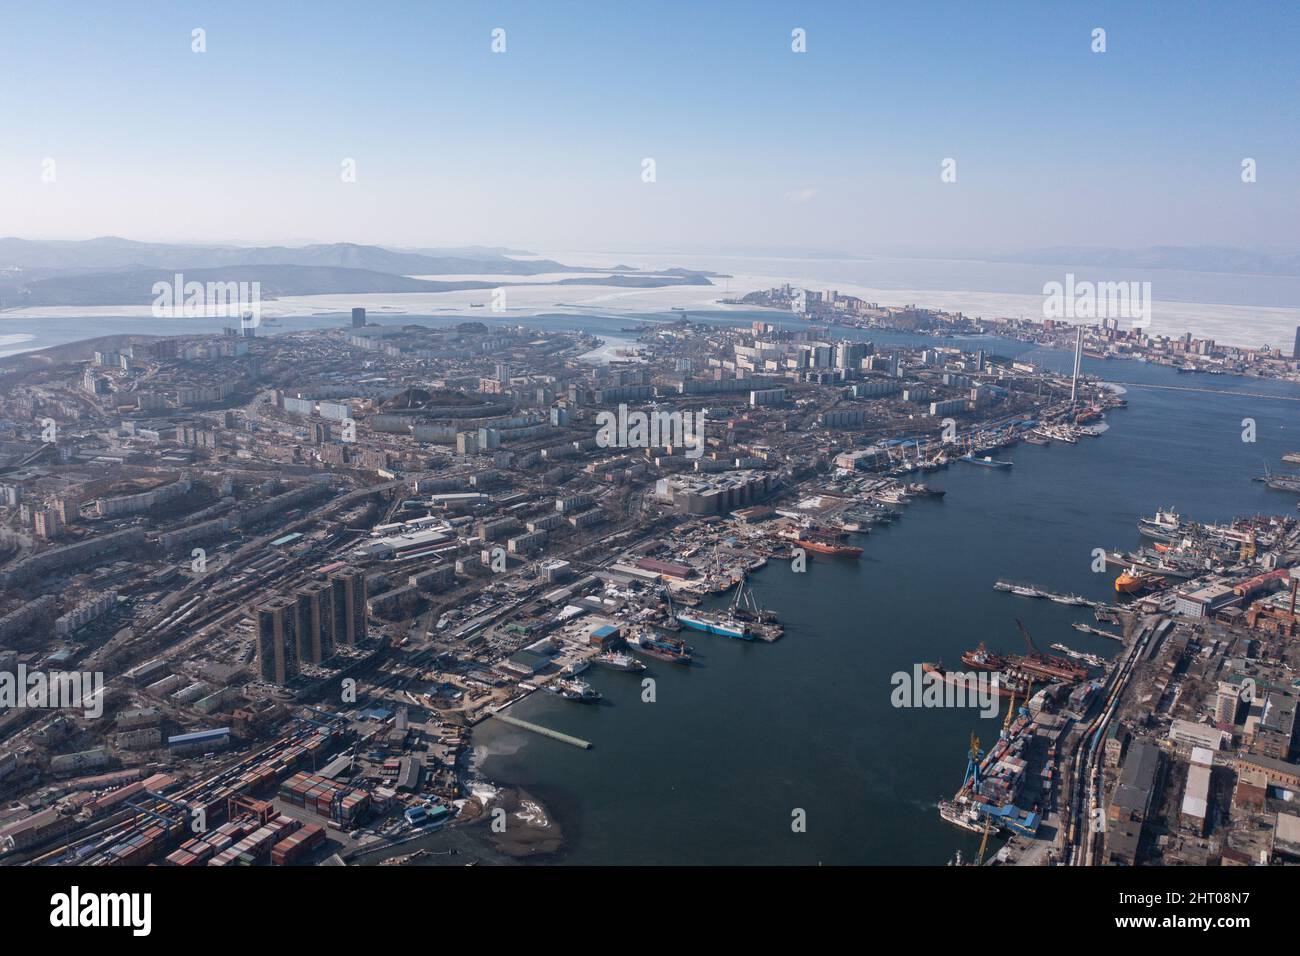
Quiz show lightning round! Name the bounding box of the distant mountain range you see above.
[0,238,721,308]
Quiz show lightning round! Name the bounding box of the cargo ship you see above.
[787,525,863,557]
[631,633,692,664]
[1137,508,1183,541]
[1263,472,1300,494]
[938,798,987,833]
[1104,546,1199,579]
[595,651,646,673]
[959,642,1009,672]
[959,641,1089,685]
[921,662,1026,699]
[959,453,1013,468]
[1049,643,1106,669]
[903,482,946,498]
[676,609,752,640]
[938,721,1041,838]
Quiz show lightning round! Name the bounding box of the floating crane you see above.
[660,584,680,629]
[731,574,777,623]
[1015,618,1039,655]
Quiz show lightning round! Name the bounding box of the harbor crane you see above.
[962,732,983,793]
[659,584,680,629]
[974,814,995,867]
[1014,618,1039,655]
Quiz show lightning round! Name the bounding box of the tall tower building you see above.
[329,566,368,646]
[835,341,868,372]
[351,307,367,328]
[1293,325,1300,360]
[34,508,61,540]
[296,580,336,662]
[1070,325,1083,405]
[254,595,301,684]
[55,494,80,524]
[1215,681,1243,725]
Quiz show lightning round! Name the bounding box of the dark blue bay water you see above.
[473,349,1300,865]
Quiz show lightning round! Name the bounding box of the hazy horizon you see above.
[4,0,1298,255]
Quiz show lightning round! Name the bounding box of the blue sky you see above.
[3,0,1297,255]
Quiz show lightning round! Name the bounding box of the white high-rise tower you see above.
[1070,325,1083,405]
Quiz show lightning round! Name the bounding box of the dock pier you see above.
[489,712,592,749]
[1070,622,1123,641]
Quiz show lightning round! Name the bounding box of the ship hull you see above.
[676,613,752,640]
[639,647,691,664]
[938,800,986,833]
[921,662,1025,699]
[794,539,863,557]
[596,655,646,673]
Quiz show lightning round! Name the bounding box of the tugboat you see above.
[1115,566,1164,594]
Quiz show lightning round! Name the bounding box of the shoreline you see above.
[345,786,564,867]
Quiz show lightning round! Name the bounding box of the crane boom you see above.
[1015,618,1038,654]
[975,814,994,866]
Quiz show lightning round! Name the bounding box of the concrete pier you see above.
[490,712,592,749]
